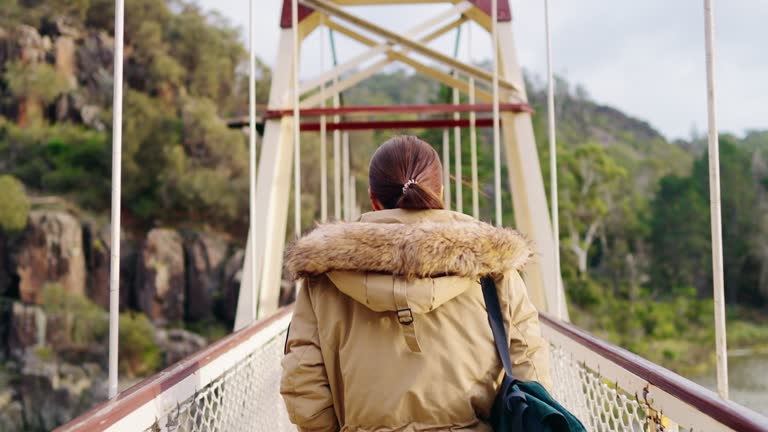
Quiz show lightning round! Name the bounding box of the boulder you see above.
[15,211,86,304]
[136,229,185,324]
[155,328,207,367]
[55,36,77,89]
[76,31,114,102]
[218,249,244,325]
[183,231,228,321]
[15,24,48,63]
[17,350,106,431]
[8,302,46,358]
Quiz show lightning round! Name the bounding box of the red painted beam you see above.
[266,103,533,119]
[280,0,315,28]
[280,0,510,29]
[468,0,512,22]
[299,117,497,131]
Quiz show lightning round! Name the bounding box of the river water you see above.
[691,353,768,416]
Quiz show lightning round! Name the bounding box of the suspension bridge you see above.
[57,0,768,431]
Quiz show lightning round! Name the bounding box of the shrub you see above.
[119,312,161,377]
[0,175,30,234]
[40,284,109,346]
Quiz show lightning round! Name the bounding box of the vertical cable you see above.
[703,0,729,400]
[452,27,463,214]
[292,0,301,238]
[333,96,341,220]
[350,175,357,220]
[248,0,259,321]
[442,129,451,210]
[469,77,479,219]
[452,79,463,214]
[342,132,350,221]
[319,17,328,222]
[468,22,479,220]
[544,0,563,320]
[331,31,342,220]
[107,0,125,399]
[491,0,502,226]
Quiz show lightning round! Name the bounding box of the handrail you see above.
[56,306,295,432]
[540,313,768,432]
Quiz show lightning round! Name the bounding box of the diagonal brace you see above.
[302,0,519,92]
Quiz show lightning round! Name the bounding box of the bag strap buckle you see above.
[396,308,414,325]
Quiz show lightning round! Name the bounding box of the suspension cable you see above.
[248,0,259,321]
[469,77,479,219]
[107,0,125,400]
[544,0,563,320]
[342,132,351,221]
[452,28,463,213]
[703,0,729,400]
[442,128,452,210]
[331,29,342,220]
[491,0,501,226]
[468,22,479,219]
[320,16,328,222]
[292,0,301,237]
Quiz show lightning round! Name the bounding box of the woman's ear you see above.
[369,187,385,211]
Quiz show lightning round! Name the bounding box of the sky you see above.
[197,0,768,141]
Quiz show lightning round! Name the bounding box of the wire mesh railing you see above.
[59,307,767,432]
[541,314,768,432]
[56,307,295,432]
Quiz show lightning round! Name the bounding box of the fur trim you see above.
[285,219,533,280]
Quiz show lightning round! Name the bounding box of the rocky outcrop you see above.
[219,249,244,325]
[14,350,106,432]
[136,229,185,324]
[156,328,207,367]
[15,211,86,304]
[8,302,46,358]
[2,209,243,324]
[184,231,228,321]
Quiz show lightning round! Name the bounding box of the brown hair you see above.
[368,135,444,210]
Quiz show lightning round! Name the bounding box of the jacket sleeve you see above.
[280,282,339,432]
[504,271,554,392]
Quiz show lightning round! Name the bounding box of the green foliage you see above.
[0,174,30,234]
[119,312,162,377]
[4,61,69,104]
[40,284,109,346]
[558,144,626,275]
[649,137,768,304]
[0,118,110,209]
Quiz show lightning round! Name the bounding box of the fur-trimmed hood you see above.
[285,209,532,315]
[286,209,532,280]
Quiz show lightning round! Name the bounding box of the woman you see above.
[281,135,552,432]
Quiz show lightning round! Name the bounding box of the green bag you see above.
[481,277,586,432]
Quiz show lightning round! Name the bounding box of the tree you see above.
[558,144,626,276]
[3,61,69,126]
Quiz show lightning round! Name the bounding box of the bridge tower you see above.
[235,0,565,328]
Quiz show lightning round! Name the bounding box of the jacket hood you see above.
[285,209,532,315]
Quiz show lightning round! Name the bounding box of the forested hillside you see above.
[1,0,767,429]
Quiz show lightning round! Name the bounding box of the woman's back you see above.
[281,209,552,431]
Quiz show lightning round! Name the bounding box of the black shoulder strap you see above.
[481,276,517,381]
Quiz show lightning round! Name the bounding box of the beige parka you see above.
[281,209,552,432]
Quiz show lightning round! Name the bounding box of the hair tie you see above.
[402,179,418,194]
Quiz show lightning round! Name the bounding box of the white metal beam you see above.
[496,21,566,317]
[235,29,298,328]
[300,3,473,95]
